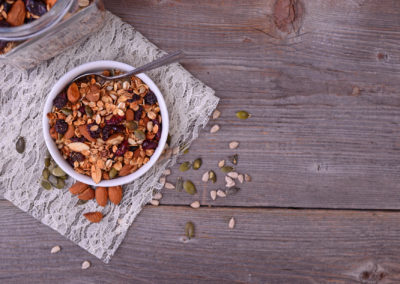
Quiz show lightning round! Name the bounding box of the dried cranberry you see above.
[115,140,129,156]
[70,152,84,162]
[78,105,86,115]
[134,105,143,121]
[142,140,158,150]
[71,136,87,142]
[53,92,67,109]
[144,91,157,105]
[111,125,125,133]
[128,94,141,102]
[55,119,68,134]
[106,115,125,125]
[87,123,100,139]
[129,146,139,152]
[101,125,113,141]
[26,0,47,17]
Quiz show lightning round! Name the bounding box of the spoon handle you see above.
[109,50,184,80]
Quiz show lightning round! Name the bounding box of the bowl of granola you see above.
[42,60,169,187]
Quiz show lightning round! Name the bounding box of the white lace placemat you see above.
[0,11,218,263]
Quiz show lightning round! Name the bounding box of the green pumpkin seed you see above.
[134,129,145,140]
[228,154,238,165]
[176,177,183,192]
[183,148,189,154]
[185,221,195,239]
[76,199,88,206]
[15,137,25,154]
[55,178,65,189]
[179,161,191,172]
[236,110,250,120]
[42,168,50,180]
[192,158,202,170]
[209,170,217,183]
[183,180,196,195]
[221,166,234,173]
[51,167,66,177]
[59,174,68,180]
[60,108,72,116]
[44,157,51,168]
[109,167,118,179]
[225,186,240,196]
[41,180,52,190]
[126,121,138,131]
[85,105,93,117]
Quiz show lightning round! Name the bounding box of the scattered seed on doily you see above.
[190,201,200,208]
[210,124,220,134]
[41,180,52,190]
[227,172,239,179]
[15,136,25,154]
[217,189,226,198]
[50,245,61,254]
[218,160,225,168]
[150,199,160,206]
[81,260,91,270]
[212,109,221,119]
[159,177,166,186]
[165,182,175,190]
[202,171,209,182]
[163,169,171,176]
[245,174,252,182]
[238,174,244,183]
[153,192,162,200]
[228,217,235,229]
[210,190,217,200]
[229,141,239,149]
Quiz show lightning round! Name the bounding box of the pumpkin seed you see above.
[236,110,250,120]
[183,180,196,195]
[209,170,217,183]
[192,158,202,170]
[60,108,72,116]
[183,148,189,154]
[59,174,68,180]
[179,161,191,172]
[125,121,138,131]
[42,168,50,180]
[134,129,145,140]
[44,157,51,168]
[185,222,195,239]
[109,167,118,179]
[176,177,183,192]
[51,167,66,177]
[41,180,52,190]
[76,199,88,206]
[221,166,234,173]
[15,137,25,154]
[48,175,58,186]
[55,178,65,189]
[225,186,240,196]
[85,105,93,117]
[228,154,238,165]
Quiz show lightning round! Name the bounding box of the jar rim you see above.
[0,0,74,41]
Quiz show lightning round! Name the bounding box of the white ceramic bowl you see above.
[42,61,169,187]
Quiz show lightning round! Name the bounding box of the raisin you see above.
[115,140,129,156]
[70,152,84,162]
[53,92,68,109]
[111,125,125,133]
[26,0,47,17]
[87,123,100,139]
[144,90,157,105]
[129,146,139,152]
[55,120,68,134]
[71,136,87,142]
[128,94,141,102]
[78,105,86,115]
[134,105,143,121]
[142,140,158,150]
[101,125,113,141]
[106,115,125,125]
[153,120,162,141]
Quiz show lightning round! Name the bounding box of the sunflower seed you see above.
[210,124,220,134]
[225,176,235,188]
[150,199,160,206]
[209,170,217,183]
[229,141,239,149]
[192,158,202,170]
[153,192,163,200]
[236,110,250,120]
[221,166,234,173]
[217,189,226,198]
[183,180,197,195]
[202,171,209,182]
[81,260,91,270]
[238,174,244,183]
[159,177,166,186]
[185,222,195,239]
[228,217,235,229]
[179,161,191,172]
[212,109,221,119]
[218,160,225,168]
[227,172,239,179]
[245,174,252,182]
[51,245,61,254]
[176,177,183,192]
[210,190,217,200]
[163,169,171,176]
[190,201,200,208]
[165,182,175,190]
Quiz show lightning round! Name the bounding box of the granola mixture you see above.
[47,70,162,184]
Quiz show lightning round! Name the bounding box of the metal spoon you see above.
[73,50,184,82]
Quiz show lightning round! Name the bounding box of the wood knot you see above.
[358,263,385,283]
[273,0,304,34]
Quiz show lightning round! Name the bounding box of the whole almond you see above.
[108,186,123,205]
[67,142,90,152]
[91,165,102,184]
[64,124,75,140]
[126,109,134,121]
[106,133,124,145]
[7,0,26,26]
[119,164,134,177]
[67,82,81,104]
[83,212,103,223]
[78,187,95,201]
[69,182,89,195]
[86,85,100,102]
[95,187,108,207]
[78,125,96,142]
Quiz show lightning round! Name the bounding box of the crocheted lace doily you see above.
[0,12,218,263]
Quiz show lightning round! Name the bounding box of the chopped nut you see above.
[225,176,235,188]
[229,141,239,149]
[81,260,91,270]
[153,192,163,200]
[159,177,166,186]
[190,201,200,208]
[163,169,171,176]
[50,245,61,254]
[228,217,235,229]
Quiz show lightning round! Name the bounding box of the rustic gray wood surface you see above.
[1,0,400,282]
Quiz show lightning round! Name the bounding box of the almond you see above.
[67,142,90,152]
[49,126,57,139]
[7,0,26,26]
[86,85,100,102]
[118,164,134,177]
[69,182,89,195]
[78,187,95,201]
[78,125,96,142]
[83,212,103,223]
[126,109,134,121]
[91,165,102,184]
[108,186,123,205]
[64,124,75,140]
[67,82,81,104]
[106,133,124,145]
[95,187,108,207]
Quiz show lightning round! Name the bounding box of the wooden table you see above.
[2,0,400,282]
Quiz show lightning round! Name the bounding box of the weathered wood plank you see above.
[1,200,400,283]
[104,0,400,209]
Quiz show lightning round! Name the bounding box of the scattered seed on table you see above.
[227,172,238,179]
[228,154,238,165]
[179,161,191,172]
[190,201,200,208]
[165,182,175,190]
[237,174,244,183]
[229,217,235,229]
[176,177,184,192]
[202,171,209,182]
[183,180,197,195]
[212,109,221,119]
[217,189,226,198]
[209,170,217,183]
[81,260,91,270]
[210,124,220,134]
[163,169,171,176]
[153,193,162,200]
[50,245,61,254]
[210,190,217,200]
[159,177,166,186]
[245,174,252,182]
[221,166,234,173]
[236,110,250,120]
[192,158,202,170]
[185,222,195,239]
[225,176,235,188]
[225,187,240,196]
[218,160,225,168]
[150,199,160,206]
[229,141,239,149]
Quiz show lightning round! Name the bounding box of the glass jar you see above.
[0,0,105,69]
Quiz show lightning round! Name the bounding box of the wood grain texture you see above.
[1,200,400,283]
